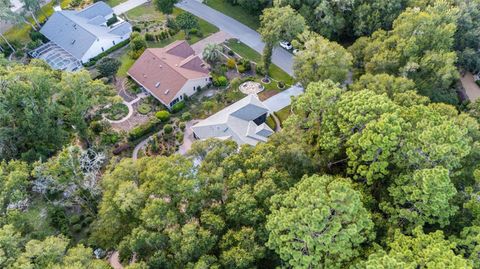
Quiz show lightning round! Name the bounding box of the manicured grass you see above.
[225,39,294,86]
[117,53,135,77]
[275,106,291,124]
[3,0,72,44]
[204,0,260,30]
[126,3,165,20]
[106,0,127,6]
[266,115,276,130]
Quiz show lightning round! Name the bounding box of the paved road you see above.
[263,84,303,112]
[175,0,294,76]
[113,0,148,15]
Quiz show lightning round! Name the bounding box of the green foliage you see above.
[171,101,186,113]
[259,6,306,74]
[137,103,152,115]
[181,112,192,121]
[129,32,147,59]
[155,110,171,122]
[202,43,222,64]
[359,228,471,268]
[266,174,374,268]
[129,118,161,141]
[176,12,199,33]
[163,124,173,134]
[153,0,177,14]
[293,32,352,85]
[213,75,228,87]
[226,58,236,69]
[96,57,121,78]
[349,2,459,102]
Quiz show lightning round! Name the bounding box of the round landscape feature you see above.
[239,81,264,94]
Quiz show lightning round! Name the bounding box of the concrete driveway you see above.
[175,0,294,76]
[191,31,232,55]
[263,84,303,112]
[113,0,148,15]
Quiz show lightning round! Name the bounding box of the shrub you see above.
[129,118,160,141]
[29,31,48,42]
[163,124,173,134]
[196,31,204,38]
[107,14,118,26]
[179,122,186,131]
[155,110,171,122]
[277,81,285,89]
[213,76,228,87]
[237,65,246,73]
[476,80,480,87]
[166,17,178,30]
[70,215,82,224]
[189,28,198,35]
[226,58,236,69]
[83,39,129,67]
[132,25,141,32]
[228,50,234,56]
[171,101,186,113]
[181,112,192,121]
[145,33,155,41]
[176,131,184,142]
[256,63,266,76]
[27,39,42,50]
[137,103,152,115]
[72,224,82,233]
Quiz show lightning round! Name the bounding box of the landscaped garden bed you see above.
[103,103,129,121]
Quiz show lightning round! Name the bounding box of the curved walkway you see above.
[132,134,153,160]
[106,93,148,124]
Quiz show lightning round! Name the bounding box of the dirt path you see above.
[108,251,124,269]
[460,72,480,102]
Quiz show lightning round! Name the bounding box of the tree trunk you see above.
[30,11,41,29]
[0,33,15,53]
[23,18,38,31]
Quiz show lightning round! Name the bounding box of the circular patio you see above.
[239,81,264,94]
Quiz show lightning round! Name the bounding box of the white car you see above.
[279,41,293,50]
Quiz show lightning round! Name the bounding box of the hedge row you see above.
[128,118,161,141]
[84,39,130,67]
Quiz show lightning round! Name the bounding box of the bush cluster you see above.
[171,101,186,113]
[128,118,160,141]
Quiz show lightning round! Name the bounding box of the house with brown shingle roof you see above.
[127,40,211,108]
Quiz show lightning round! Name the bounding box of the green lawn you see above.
[225,39,294,86]
[117,52,135,77]
[275,106,291,124]
[126,3,165,20]
[3,0,72,44]
[204,0,260,30]
[105,0,128,6]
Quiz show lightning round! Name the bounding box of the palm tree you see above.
[202,43,222,64]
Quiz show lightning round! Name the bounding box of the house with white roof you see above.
[191,94,274,146]
[30,1,132,71]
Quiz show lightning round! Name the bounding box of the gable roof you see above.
[192,94,274,146]
[40,1,131,60]
[127,40,210,105]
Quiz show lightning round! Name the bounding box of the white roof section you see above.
[39,1,132,61]
[192,94,274,146]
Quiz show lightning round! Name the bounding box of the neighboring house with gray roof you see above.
[30,1,132,71]
[191,94,274,146]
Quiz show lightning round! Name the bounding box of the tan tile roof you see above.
[127,40,209,106]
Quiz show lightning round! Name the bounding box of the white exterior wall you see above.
[172,76,211,102]
[81,35,127,63]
